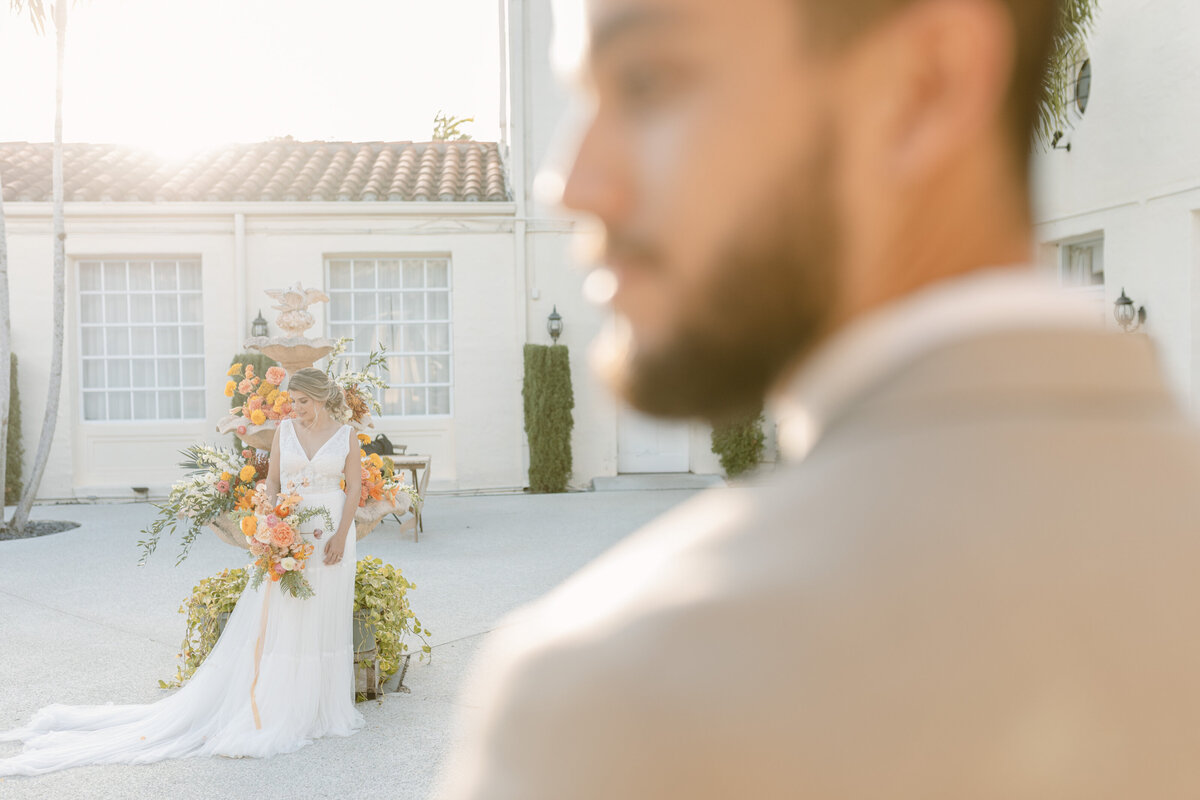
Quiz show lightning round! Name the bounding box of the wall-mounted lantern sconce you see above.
[251,309,269,338]
[547,305,564,344]
[1113,288,1147,333]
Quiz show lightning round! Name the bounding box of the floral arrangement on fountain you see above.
[324,338,389,425]
[234,483,332,599]
[224,362,293,427]
[137,444,270,565]
[355,435,421,512]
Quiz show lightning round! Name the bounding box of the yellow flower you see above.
[267,390,280,405]
[224,380,236,398]
[227,363,243,377]
[369,453,383,468]
[256,381,273,397]
[219,471,232,482]
[250,409,267,426]
[238,464,257,482]
[240,516,257,536]
[357,433,370,443]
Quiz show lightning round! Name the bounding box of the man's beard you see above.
[600,136,841,424]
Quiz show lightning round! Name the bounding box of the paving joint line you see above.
[0,587,177,650]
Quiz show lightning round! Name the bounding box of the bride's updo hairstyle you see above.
[286,367,351,423]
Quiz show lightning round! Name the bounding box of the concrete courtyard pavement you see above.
[0,487,712,799]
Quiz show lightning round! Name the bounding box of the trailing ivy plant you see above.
[710,409,766,479]
[161,567,248,689]
[523,344,575,493]
[162,558,431,694]
[354,556,432,680]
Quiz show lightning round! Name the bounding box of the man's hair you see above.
[801,0,1060,175]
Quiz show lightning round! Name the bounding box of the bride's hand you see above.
[322,532,347,565]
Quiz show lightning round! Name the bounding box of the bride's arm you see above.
[337,427,362,536]
[324,428,362,565]
[265,424,282,506]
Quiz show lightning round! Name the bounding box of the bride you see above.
[0,368,365,776]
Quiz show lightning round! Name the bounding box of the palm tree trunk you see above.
[11,0,66,532]
[0,170,12,525]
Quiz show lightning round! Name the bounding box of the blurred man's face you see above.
[562,0,843,421]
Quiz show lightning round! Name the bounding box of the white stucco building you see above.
[1032,0,1200,418]
[0,0,727,500]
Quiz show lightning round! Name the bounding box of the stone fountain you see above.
[210,283,412,547]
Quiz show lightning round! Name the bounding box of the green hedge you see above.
[6,353,22,505]
[523,344,574,493]
[710,409,765,479]
[228,351,280,450]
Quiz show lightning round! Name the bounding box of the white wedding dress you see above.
[0,419,364,776]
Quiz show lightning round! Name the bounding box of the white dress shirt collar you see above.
[769,267,1106,462]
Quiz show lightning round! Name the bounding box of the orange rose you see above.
[270,524,295,548]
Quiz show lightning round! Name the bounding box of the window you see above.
[1074,58,1091,115]
[327,256,452,416]
[1061,238,1104,288]
[78,259,205,421]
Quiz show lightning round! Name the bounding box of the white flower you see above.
[280,557,297,571]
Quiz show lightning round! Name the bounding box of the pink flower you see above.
[237,379,254,394]
[237,425,248,436]
[266,514,279,527]
[248,395,264,411]
[216,480,230,494]
[313,528,324,540]
[242,448,252,458]
[265,366,286,385]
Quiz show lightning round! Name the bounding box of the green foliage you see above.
[164,557,431,693]
[161,567,249,689]
[354,556,432,681]
[523,344,575,493]
[228,352,279,449]
[710,410,766,479]
[6,353,22,505]
[1037,0,1099,145]
[432,111,474,141]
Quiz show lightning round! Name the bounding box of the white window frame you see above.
[324,254,453,418]
[76,257,206,423]
[1058,234,1105,292]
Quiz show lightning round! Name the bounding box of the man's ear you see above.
[847,0,1017,184]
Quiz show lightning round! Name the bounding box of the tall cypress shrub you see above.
[523,344,574,493]
[710,409,765,479]
[5,353,22,505]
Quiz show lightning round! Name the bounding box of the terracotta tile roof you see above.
[0,139,509,203]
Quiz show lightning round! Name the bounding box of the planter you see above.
[354,493,412,539]
[208,512,250,550]
[214,415,278,451]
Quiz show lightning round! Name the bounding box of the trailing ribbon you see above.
[249,584,273,730]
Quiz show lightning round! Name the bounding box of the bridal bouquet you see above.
[235,484,333,599]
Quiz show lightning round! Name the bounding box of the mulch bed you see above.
[0,520,81,541]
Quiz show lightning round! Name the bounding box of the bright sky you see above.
[0,0,502,159]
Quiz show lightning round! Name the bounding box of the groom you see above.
[441,0,1200,797]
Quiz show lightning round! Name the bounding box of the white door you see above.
[617,408,690,473]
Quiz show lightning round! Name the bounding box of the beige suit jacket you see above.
[438,328,1200,799]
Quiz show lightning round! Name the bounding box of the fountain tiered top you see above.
[216,283,371,450]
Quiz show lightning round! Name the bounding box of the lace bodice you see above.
[279,419,352,494]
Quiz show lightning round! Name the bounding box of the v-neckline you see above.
[290,419,345,463]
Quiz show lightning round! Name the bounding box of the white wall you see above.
[1031,0,1200,416]
[5,201,525,498]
